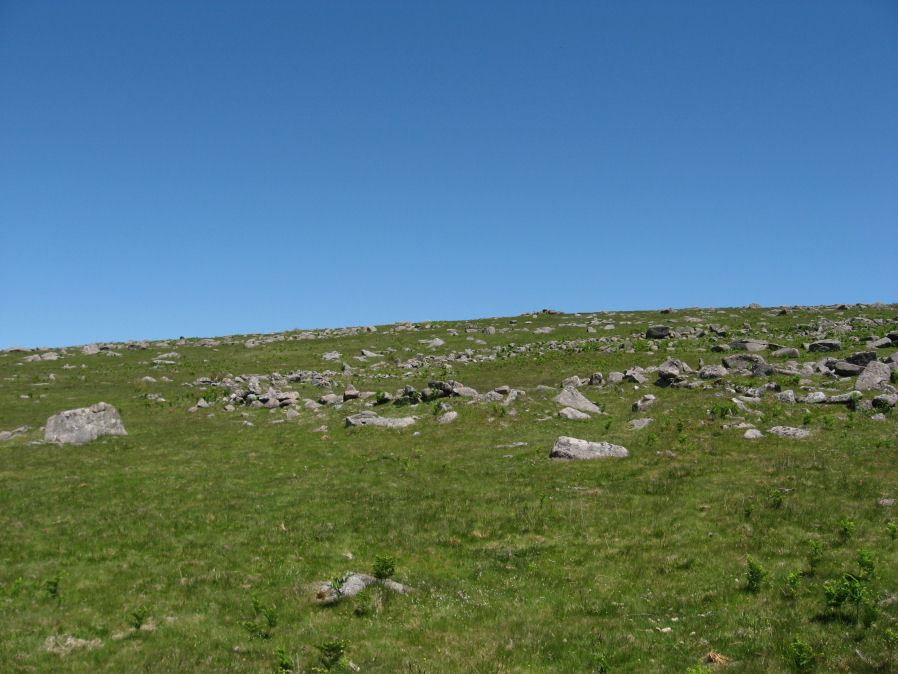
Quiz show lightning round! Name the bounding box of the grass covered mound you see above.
[1,304,897,672]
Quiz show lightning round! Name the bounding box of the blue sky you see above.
[2,1,896,348]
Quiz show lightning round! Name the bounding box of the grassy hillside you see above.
[2,304,897,673]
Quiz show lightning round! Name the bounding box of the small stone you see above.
[437,411,458,424]
[632,394,656,412]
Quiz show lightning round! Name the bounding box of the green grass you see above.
[1,305,897,672]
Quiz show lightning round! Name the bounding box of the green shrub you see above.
[274,647,294,672]
[787,637,816,670]
[782,571,801,599]
[241,597,278,640]
[838,519,856,542]
[857,549,875,580]
[129,605,149,630]
[314,639,347,670]
[745,556,767,593]
[806,540,823,573]
[372,555,396,580]
[886,521,898,541]
[43,576,60,600]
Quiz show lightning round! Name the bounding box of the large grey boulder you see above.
[44,403,127,444]
[869,337,893,349]
[553,386,601,414]
[344,411,416,428]
[855,361,891,392]
[834,361,864,376]
[550,436,629,460]
[699,364,727,379]
[808,340,841,352]
[846,351,877,366]
[646,325,672,339]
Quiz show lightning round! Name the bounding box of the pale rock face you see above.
[44,402,127,444]
[344,411,416,428]
[315,573,412,605]
[549,436,629,460]
[628,418,654,430]
[855,361,891,392]
[767,426,811,439]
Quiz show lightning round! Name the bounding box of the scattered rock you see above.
[744,429,763,439]
[628,418,654,430]
[646,326,672,339]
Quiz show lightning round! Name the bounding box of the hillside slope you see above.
[2,304,898,672]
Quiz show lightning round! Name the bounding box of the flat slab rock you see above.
[767,426,811,439]
[344,411,416,428]
[315,573,412,605]
[44,403,127,444]
[559,406,591,420]
[550,436,629,460]
[553,386,601,414]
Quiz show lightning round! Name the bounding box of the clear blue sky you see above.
[2,1,896,348]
